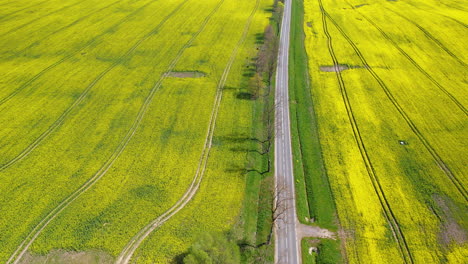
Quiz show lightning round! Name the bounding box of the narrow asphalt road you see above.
[274,0,301,263]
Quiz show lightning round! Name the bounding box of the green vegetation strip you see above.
[289,0,342,263]
[289,0,337,229]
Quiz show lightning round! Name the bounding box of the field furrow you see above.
[5,0,206,260]
[115,1,261,262]
[1,0,217,261]
[0,0,271,263]
[302,0,467,262]
[383,8,466,67]
[0,0,189,172]
[322,9,468,201]
[0,0,92,37]
[0,0,146,102]
[317,1,413,262]
[357,12,467,116]
[0,0,50,23]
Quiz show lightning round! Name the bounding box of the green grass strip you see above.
[289,0,336,229]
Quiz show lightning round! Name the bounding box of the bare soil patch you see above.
[320,64,350,72]
[319,64,369,72]
[320,63,374,72]
[297,223,336,239]
[434,195,467,246]
[19,250,113,264]
[166,71,206,78]
[355,4,369,8]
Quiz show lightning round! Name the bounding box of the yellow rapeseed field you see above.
[0,0,271,262]
[303,0,467,263]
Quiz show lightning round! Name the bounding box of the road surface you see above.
[274,0,301,263]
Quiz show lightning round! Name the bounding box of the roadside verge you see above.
[289,0,343,262]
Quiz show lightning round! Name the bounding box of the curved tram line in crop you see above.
[349,7,467,116]
[383,7,466,67]
[317,0,414,263]
[400,0,468,29]
[4,0,229,263]
[0,0,94,38]
[0,0,189,172]
[115,1,260,262]
[322,7,468,201]
[0,0,152,106]
[0,0,22,9]
[1,0,127,59]
[0,0,50,24]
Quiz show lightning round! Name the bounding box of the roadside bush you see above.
[183,232,240,264]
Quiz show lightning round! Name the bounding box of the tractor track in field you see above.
[0,0,186,172]
[0,0,50,24]
[0,0,185,172]
[401,1,468,28]
[0,0,19,8]
[0,0,35,10]
[317,0,414,263]
[0,0,141,106]
[383,7,466,67]
[441,16,467,28]
[439,2,468,12]
[0,0,94,38]
[445,17,467,28]
[0,0,122,59]
[323,11,468,202]
[115,1,260,263]
[357,12,468,116]
[5,0,222,262]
